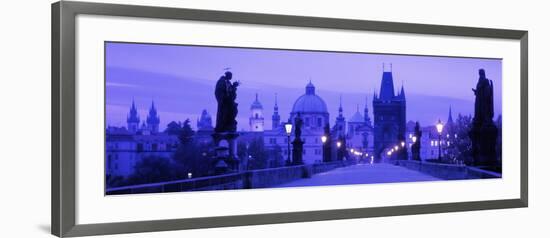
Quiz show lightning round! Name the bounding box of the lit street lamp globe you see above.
[436,119,444,134]
[284,122,293,136]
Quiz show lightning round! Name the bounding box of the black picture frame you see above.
[52,1,528,237]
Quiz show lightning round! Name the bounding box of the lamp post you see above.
[285,122,293,165]
[336,141,342,161]
[321,135,328,162]
[436,119,444,162]
[411,135,418,161]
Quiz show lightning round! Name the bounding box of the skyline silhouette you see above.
[105,42,502,130]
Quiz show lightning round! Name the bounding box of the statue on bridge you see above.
[212,70,241,174]
[411,121,422,161]
[292,113,304,165]
[469,69,498,167]
[214,71,239,133]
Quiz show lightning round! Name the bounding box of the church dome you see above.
[291,81,328,114]
[349,111,364,123]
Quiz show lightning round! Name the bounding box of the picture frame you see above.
[52,1,528,237]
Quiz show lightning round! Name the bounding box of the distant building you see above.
[264,81,330,164]
[249,93,265,132]
[271,94,281,130]
[373,67,406,161]
[196,109,214,145]
[346,101,374,154]
[146,101,160,134]
[106,100,178,179]
[404,107,456,161]
[334,95,346,138]
[126,100,140,133]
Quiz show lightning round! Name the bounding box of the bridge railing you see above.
[106,160,356,195]
[393,160,501,180]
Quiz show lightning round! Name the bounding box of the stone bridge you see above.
[106,160,501,195]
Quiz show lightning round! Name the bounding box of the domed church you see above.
[290,81,330,130]
[264,81,330,164]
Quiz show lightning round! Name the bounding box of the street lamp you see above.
[321,135,328,162]
[285,122,293,165]
[337,141,342,148]
[401,141,405,148]
[436,119,444,162]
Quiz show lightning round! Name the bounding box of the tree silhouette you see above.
[164,121,182,135]
[173,119,212,177]
[446,114,473,164]
[126,156,175,184]
[246,137,269,170]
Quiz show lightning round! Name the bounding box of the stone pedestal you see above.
[292,138,304,165]
[212,132,240,173]
[469,123,498,167]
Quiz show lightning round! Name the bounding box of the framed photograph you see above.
[52,1,528,237]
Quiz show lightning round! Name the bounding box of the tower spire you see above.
[271,93,281,130]
[399,83,405,99]
[339,94,343,116]
[146,99,160,133]
[364,95,372,126]
[447,106,454,124]
[127,98,140,133]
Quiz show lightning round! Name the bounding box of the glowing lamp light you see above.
[351,149,355,153]
[337,141,342,148]
[394,145,399,151]
[321,135,327,144]
[187,173,193,179]
[284,122,293,136]
[412,136,417,143]
[401,141,405,147]
[436,119,444,134]
[387,151,392,156]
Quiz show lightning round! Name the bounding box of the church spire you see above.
[364,96,372,127]
[447,106,454,125]
[274,93,278,110]
[272,93,280,130]
[338,94,343,117]
[146,100,160,133]
[306,80,315,95]
[398,83,406,99]
[126,98,140,133]
[335,94,346,137]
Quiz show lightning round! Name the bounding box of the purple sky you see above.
[105,42,502,131]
